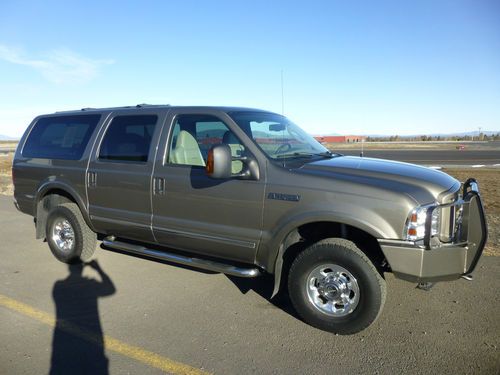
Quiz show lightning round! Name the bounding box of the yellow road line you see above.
[0,294,209,375]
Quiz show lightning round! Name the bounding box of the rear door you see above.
[87,111,167,242]
[151,109,265,263]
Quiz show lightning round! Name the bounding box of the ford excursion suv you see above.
[12,105,487,334]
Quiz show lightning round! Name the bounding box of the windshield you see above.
[229,111,331,160]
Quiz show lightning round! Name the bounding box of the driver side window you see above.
[167,114,244,173]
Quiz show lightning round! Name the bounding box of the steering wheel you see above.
[274,143,292,155]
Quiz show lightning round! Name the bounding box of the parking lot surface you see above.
[0,196,499,374]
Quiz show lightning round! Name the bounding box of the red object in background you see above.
[314,135,366,143]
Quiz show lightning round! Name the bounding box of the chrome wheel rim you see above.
[51,218,75,252]
[306,264,360,317]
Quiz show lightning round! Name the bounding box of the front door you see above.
[88,112,165,242]
[152,110,265,263]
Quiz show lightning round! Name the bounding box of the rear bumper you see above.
[13,195,34,216]
[13,196,20,211]
[379,179,487,283]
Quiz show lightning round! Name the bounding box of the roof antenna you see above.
[281,69,285,115]
[279,69,286,167]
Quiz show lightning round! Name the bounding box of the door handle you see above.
[87,171,97,187]
[153,177,166,195]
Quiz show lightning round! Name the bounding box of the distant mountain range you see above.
[1,130,498,141]
[318,131,499,137]
[0,134,18,141]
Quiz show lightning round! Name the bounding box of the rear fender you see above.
[34,181,94,239]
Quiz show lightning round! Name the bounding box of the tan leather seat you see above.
[171,130,205,166]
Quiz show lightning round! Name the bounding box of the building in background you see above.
[314,135,367,143]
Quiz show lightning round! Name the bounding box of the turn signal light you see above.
[206,149,214,175]
[406,205,441,241]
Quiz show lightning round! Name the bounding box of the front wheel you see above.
[288,238,386,334]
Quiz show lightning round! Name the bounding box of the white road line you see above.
[424,164,500,169]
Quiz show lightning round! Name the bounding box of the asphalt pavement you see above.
[339,149,500,166]
[3,144,500,165]
[0,195,499,374]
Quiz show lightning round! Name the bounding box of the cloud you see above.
[0,44,114,84]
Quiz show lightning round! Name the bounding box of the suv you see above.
[12,105,487,334]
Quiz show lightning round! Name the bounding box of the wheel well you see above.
[35,189,78,239]
[274,221,389,297]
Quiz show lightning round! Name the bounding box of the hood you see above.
[297,156,460,205]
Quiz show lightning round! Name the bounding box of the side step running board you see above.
[102,238,261,278]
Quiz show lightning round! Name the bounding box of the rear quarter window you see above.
[22,114,101,160]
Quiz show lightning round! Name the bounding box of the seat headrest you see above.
[177,130,199,148]
[223,130,239,144]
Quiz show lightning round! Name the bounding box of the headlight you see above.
[406,205,440,241]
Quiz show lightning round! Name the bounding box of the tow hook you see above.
[416,282,435,291]
[461,274,474,281]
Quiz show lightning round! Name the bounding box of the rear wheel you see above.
[46,203,96,264]
[288,238,386,334]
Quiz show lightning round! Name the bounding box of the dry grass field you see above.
[444,168,499,256]
[331,142,454,150]
[0,152,497,255]
[0,141,19,149]
[0,153,13,195]
[329,141,493,150]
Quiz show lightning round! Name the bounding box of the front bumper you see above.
[379,179,487,283]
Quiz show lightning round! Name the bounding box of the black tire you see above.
[46,203,97,264]
[288,238,386,335]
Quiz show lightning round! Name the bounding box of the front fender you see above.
[256,205,399,271]
[255,206,402,298]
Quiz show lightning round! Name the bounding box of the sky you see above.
[0,0,499,138]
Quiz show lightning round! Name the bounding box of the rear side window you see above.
[22,114,101,160]
[99,115,158,162]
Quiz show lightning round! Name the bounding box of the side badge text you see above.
[267,192,301,202]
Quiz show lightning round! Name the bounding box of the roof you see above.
[55,104,273,115]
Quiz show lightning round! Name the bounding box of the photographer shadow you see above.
[50,260,116,375]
